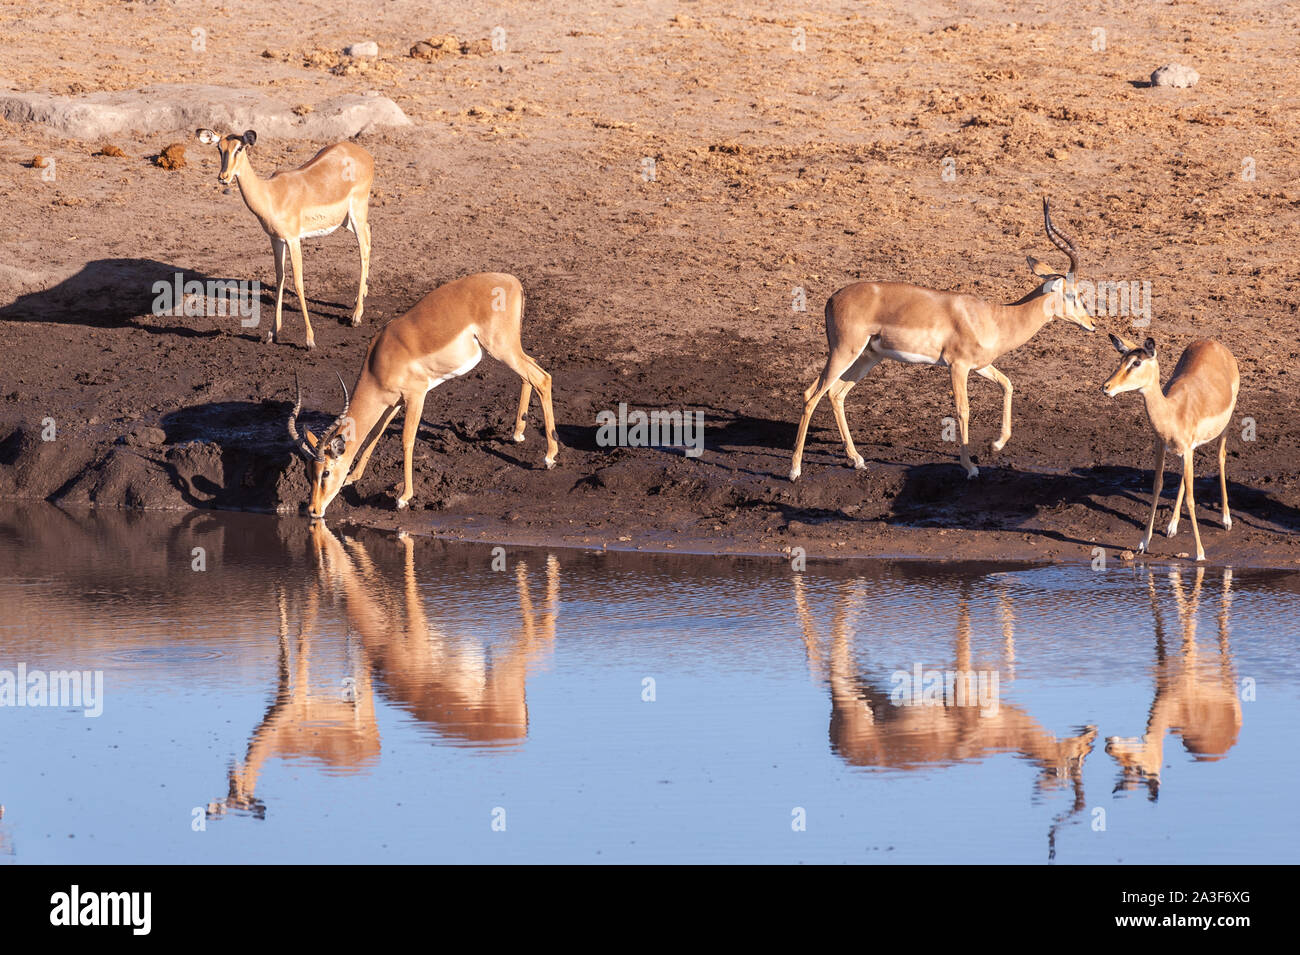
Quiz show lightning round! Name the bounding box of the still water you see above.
[0,504,1296,864]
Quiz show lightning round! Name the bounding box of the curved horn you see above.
[286,373,318,461]
[318,372,352,449]
[1042,197,1079,275]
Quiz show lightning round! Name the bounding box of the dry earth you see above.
[1,0,1299,566]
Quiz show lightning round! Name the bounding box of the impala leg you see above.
[1218,434,1231,530]
[512,379,533,443]
[347,402,401,485]
[271,238,288,344]
[1183,450,1205,561]
[791,346,865,481]
[1167,469,1186,537]
[1140,440,1165,554]
[395,390,428,509]
[950,364,977,478]
[287,239,315,349]
[975,364,1013,452]
[501,352,558,467]
[350,201,370,327]
[827,351,882,470]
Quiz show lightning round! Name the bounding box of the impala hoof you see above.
[350,316,362,327]
[544,457,556,470]
[395,498,409,510]
[1137,538,1148,554]
[1223,515,1232,530]
[513,433,526,443]
[1166,522,1179,538]
[852,455,866,470]
[965,466,979,480]
[305,341,316,351]
[789,468,801,482]
[990,438,1008,453]
[1195,551,1206,562]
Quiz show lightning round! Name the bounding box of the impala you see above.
[195,128,374,349]
[1106,567,1240,799]
[1102,334,1240,562]
[789,199,1095,481]
[288,272,559,519]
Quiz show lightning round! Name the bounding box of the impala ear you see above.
[196,128,219,145]
[303,430,319,450]
[327,435,346,458]
[1143,337,1156,359]
[1109,333,1138,354]
[1027,256,1058,279]
[241,129,257,147]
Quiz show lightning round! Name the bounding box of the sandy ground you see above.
[1,0,1299,567]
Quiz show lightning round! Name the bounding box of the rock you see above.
[1150,63,1199,88]
[121,425,167,447]
[344,41,378,57]
[0,84,412,140]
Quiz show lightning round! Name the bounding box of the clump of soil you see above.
[410,35,491,59]
[94,144,126,157]
[154,143,186,169]
[27,155,47,168]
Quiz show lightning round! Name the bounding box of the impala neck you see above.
[233,158,276,225]
[1135,370,1179,444]
[991,289,1056,353]
[335,375,391,475]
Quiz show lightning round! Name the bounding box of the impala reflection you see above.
[209,525,559,818]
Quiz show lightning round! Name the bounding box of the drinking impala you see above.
[288,272,559,519]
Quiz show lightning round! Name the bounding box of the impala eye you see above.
[322,470,330,480]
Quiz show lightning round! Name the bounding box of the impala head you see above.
[287,373,354,520]
[1026,197,1094,332]
[196,128,257,186]
[1102,334,1159,397]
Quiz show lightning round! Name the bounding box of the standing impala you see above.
[1102,334,1240,562]
[789,199,1095,481]
[288,272,559,519]
[195,128,374,349]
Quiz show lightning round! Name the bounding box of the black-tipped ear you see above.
[242,130,257,147]
[1109,333,1126,353]
[1143,337,1156,358]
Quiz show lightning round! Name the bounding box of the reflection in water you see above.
[793,575,1098,860]
[210,522,560,819]
[0,504,1291,863]
[1106,567,1240,801]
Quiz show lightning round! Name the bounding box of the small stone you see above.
[1120,549,1136,560]
[1151,63,1198,88]
[345,41,379,57]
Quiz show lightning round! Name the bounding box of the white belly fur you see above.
[427,342,483,390]
[871,339,946,366]
[299,224,340,239]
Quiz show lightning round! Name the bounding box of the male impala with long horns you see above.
[790,199,1095,481]
[288,272,558,520]
[195,128,374,349]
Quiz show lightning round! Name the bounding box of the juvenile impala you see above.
[1102,334,1240,562]
[288,272,559,519]
[195,128,374,349]
[789,199,1095,481]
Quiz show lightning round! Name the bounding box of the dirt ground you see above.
[1,0,1299,567]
